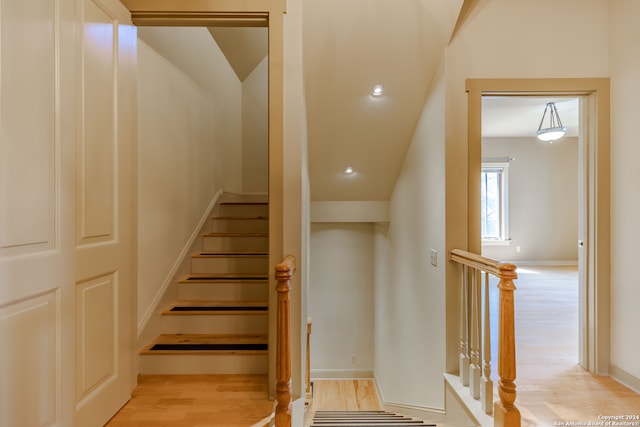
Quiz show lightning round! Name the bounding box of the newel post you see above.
[494,262,521,427]
[275,256,295,427]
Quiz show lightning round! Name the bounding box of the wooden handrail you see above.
[450,249,517,279]
[275,255,296,427]
[450,249,521,427]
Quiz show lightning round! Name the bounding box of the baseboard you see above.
[609,364,640,393]
[372,373,447,424]
[136,189,223,337]
[383,402,447,422]
[506,260,578,266]
[310,369,374,379]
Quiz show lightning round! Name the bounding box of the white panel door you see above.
[0,0,76,426]
[74,0,137,425]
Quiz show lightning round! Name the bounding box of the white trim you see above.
[443,373,493,427]
[506,260,578,266]
[373,374,447,423]
[609,364,640,393]
[310,201,390,223]
[136,189,224,337]
[310,369,374,379]
[481,239,511,246]
[481,161,510,242]
[383,402,447,421]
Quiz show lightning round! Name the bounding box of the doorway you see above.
[121,0,298,401]
[466,78,611,375]
[480,95,581,365]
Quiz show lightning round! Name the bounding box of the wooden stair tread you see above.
[179,273,268,283]
[204,232,268,237]
[311,411,436,427]
[192,251,268,258]
[163,301,268,315]
[211,216,268,220]
[220,201,268,205]
[141,333,268,355]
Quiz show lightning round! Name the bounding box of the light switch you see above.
[430,249,437,267]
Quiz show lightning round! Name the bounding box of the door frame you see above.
[120,0,292,399]
[466,78,610,374]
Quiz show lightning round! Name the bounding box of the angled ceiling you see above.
[153,3,580,203]
[208,27,268,81]
[303,0,465,201]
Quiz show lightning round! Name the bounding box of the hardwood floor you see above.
[304,380,383,427]
[493,265,640,426]
[105,375,274,427]
[105,266,640,426]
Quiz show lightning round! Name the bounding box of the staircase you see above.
[310,411,437,427]
[140,195,270,374]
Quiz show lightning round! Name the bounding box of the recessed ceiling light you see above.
[344,166,354,174]
[372,84,383,96]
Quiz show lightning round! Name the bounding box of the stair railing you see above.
[275,255,296,427]
[450,249,521,427]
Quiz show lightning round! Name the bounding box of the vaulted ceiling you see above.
[303,0,464,201]
[209,1,580,202]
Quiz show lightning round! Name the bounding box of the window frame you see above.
[480,161,510,246]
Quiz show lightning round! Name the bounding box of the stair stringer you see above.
[136,189,223,354]
[374,374,482,427]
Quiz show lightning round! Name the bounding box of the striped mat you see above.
[310,411,437,427]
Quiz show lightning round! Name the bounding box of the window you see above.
[481,162,509,244]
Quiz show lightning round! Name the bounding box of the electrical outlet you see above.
[430,249,437,267]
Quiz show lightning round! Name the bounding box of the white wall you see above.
[481,137,579,263]
[309,223,375,377]
[372,0,612,413]
[374,58,446,411]
[609,0,640,388]
[136,28,242,331]
[242,56,269,193]
[440,0,640,393]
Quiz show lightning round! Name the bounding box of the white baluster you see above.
[460,265,470,386]
[481,271,493,414]
[469,268,481,399]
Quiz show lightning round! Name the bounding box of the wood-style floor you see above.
[304,380,383,427]
[105,374,274,427]
[495,265,640,426]
[106,266,640,426]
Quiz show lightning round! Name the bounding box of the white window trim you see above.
[481,161,510,245]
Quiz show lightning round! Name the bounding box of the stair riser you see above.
[219,204,268,217]
[203,235,269,252]
[191,257,268,274]
[178,282,269,301]
[161,315,268,334]
[211,218,268,233]
[139,354,268,375]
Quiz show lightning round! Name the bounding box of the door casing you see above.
[466,78,611,374]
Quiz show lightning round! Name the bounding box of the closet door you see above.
[0,0,76,426]
[74,0,137,425]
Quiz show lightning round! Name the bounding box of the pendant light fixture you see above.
[536,102,567,142]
